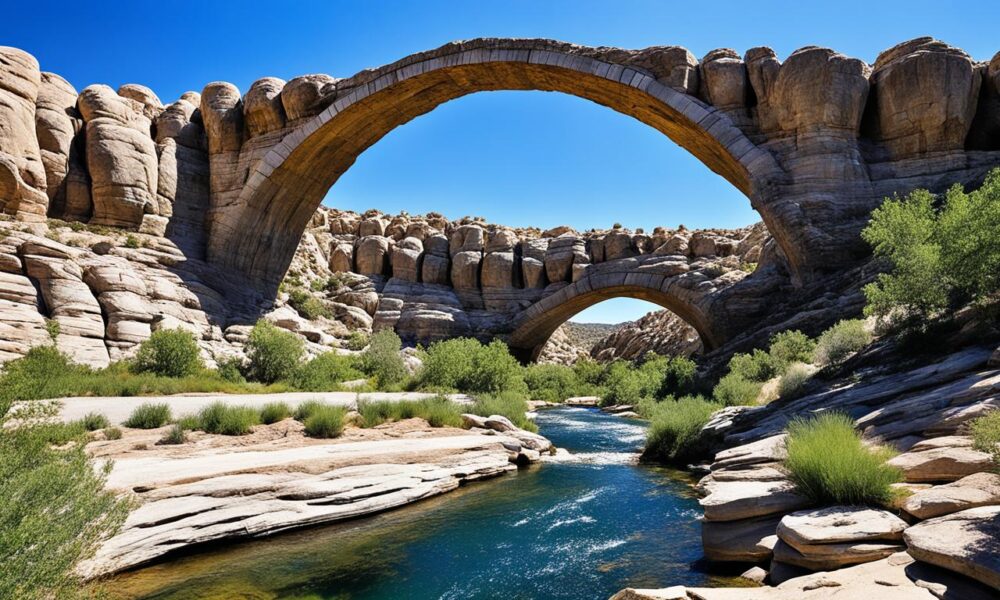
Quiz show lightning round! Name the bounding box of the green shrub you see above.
[175,413,200,430]
[784,413,902,506]
[862,170,1000,324]
[158,424,187,445]
[197,402,259,435]
[658,355,698,397]
[123,402,172,429]
[346,331,370,351]
[0,346,82,409]
[293,399,328,421]
[44,318,60,341]
[419,338,479,389]
[123,234,140,248]
[524,363,582,402]
[728,349,781,383]
[465,340,525,394]
[778,363,813,400]
[357,396,463,428]
[358,330,408,388]
[81,412,110,431]
[419,338,525,395]
[133,329,204,378]
[103,426,123,440]
[468,391,537,433]
[769,330,816,367]
[244,320,304,383]
[970,411,1000,468]
[289,352,362,391]
[572,358,604,386]
[287,288,331,320]
[814,319,871,366]
[712,373,762,406]
[643,396,721,464]
[259,402,292,425]
[600,360,643,407]
[0,423,130,598]
[216,357,246,383]
[303,405,348,438]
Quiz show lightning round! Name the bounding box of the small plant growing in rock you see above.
[123,234,140,249]
[80,412,110,431]
[123,403,172,429]
[813,319,871,366]
[158,424,187,445]
[287,288,331,320]
[642,396,722,464]
[784,413,902,506]
[970,411,1000,469]
[345,331,370,351]
[133,329,204,378]
[103,426,123,440]
[259,402,292,425]
[303,405,348,438]
[44,318,60,342]
[777,363,813,400]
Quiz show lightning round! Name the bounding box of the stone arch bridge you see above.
[2,37,1000,361]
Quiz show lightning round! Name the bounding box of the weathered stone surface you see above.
[117,84,163,120]
[244,77,286,137]
[902,473,1000,520]
[867,38,980,160]
[78,84,158,228]
[700,480,810,522]
[777,506,908,550]
[34,72,80,214]
[700,48,748,110]
[904,505,1000,591]
[702,514,781,562]
[281,74,337,122]
[888,442,994,483]
[355,235,390,276]
[391,236,423,282]
[0,46,47,221]
[451,250,481,289]
[772,46,870,134]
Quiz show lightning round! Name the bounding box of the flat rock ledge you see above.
[903,505,1000,591]
[888,438,995,483]
[77,427,547,579]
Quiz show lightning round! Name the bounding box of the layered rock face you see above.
[590,309,702,362]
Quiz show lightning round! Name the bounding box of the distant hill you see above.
[562,321,621,349]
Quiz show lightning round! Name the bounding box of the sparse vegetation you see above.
[44,318,60,341]
[358,330,409,388]
[468,391,537,433]
[133,329,204,378]
[784,413,902,506]
[289,352,363,391]
[777,363,813,400]
[80,412,110,431]
[196,402,259,435]
[158,424,187,445]
[287,287,331,320]
[970,411,1000,469]
[123,234,140,249]
[345,331,370,351]
[712,373,762,406]
[813,319,871,366]
[303,405,348,438]
[103,427,123,440]
[259,401,292,425]
[357,396,463,428]
[123,402,172,429]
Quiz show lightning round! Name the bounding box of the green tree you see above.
[358,330,409,388]
[244,320,304,383]
[133,329,204,378]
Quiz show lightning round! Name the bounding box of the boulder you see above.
[117,84,163,120]
[78,84,159,228]
[200,82,244,154]
[777,506,908,550]
[903,472,1000,520]
[544,235,587,283]
[481,251,518,288]
[628,45,698,94]
[329,241,354,273]
[904,505,1000,591]
[700,480,811,522]
[451,250,481,289]
[887,443,994,483]
[34,72,80,214]
[772,538,902,571]
[358,217,387,237]
[745,47,782,134]
[450,224,484,255]
[355,236,390,276]
[280,74,337,122]
[699,49,749,109]
[772,46,870,135]
[603,230,636,261]
[609,588,687,600]
[243,77,287,137]
[0,46,48,221]
[701,514,781,562]
[391,236,423,282]
[868,38,980,160]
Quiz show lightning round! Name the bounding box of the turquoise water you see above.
[111,407,711,599]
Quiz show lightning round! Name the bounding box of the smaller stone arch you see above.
[508,257,722,362]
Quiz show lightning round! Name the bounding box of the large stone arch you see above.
[206,39,784,293]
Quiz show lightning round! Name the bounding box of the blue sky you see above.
[5,1,997,322]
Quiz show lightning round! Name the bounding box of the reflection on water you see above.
[109,407,710,599]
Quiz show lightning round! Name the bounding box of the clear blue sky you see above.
[6,1,996,322]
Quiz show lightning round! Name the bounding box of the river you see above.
[109,407,715,599]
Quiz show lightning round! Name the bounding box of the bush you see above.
[244,320,304,384]
[216,357,246,383]
[158,424,187,445]
[287,288,331,320]
[600,360,644,407]
[303,405,348,438]
[658,355,698,397]
[0,346,82,409]
[712,373,762,406]
[814,319,871,366]
[468,391,537,432]
[862,170,1000,324]
[778,363,813,400]
[123,402,171,429]
[769,330,816,367]
[293,399,328,421]
[345,331,370,351]
[419,338,479,390]
[728,349,781,383]
[104,426,123,440]
[464,340,525,394]
[133,329,204,378]
[357,396,463,428]
[970,411,1000,468]
[81,412,110,431]
[197,402,259,435]
[573,358,604,386]
[175,413,201,430]
[289,352,363,391]
[259,402,292,424]
[0,423,130,598]
[784,413,902,506]
[358,330,408,388]
[643,396,722,464]
[524,363,583,402]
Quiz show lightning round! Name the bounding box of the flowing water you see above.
[110,407,713,599]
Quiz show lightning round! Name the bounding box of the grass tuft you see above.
[303,405,348,438]
[123,403,172,429]
[642,396,721,464]
[259,402,292,424]
[196,402,259,436]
